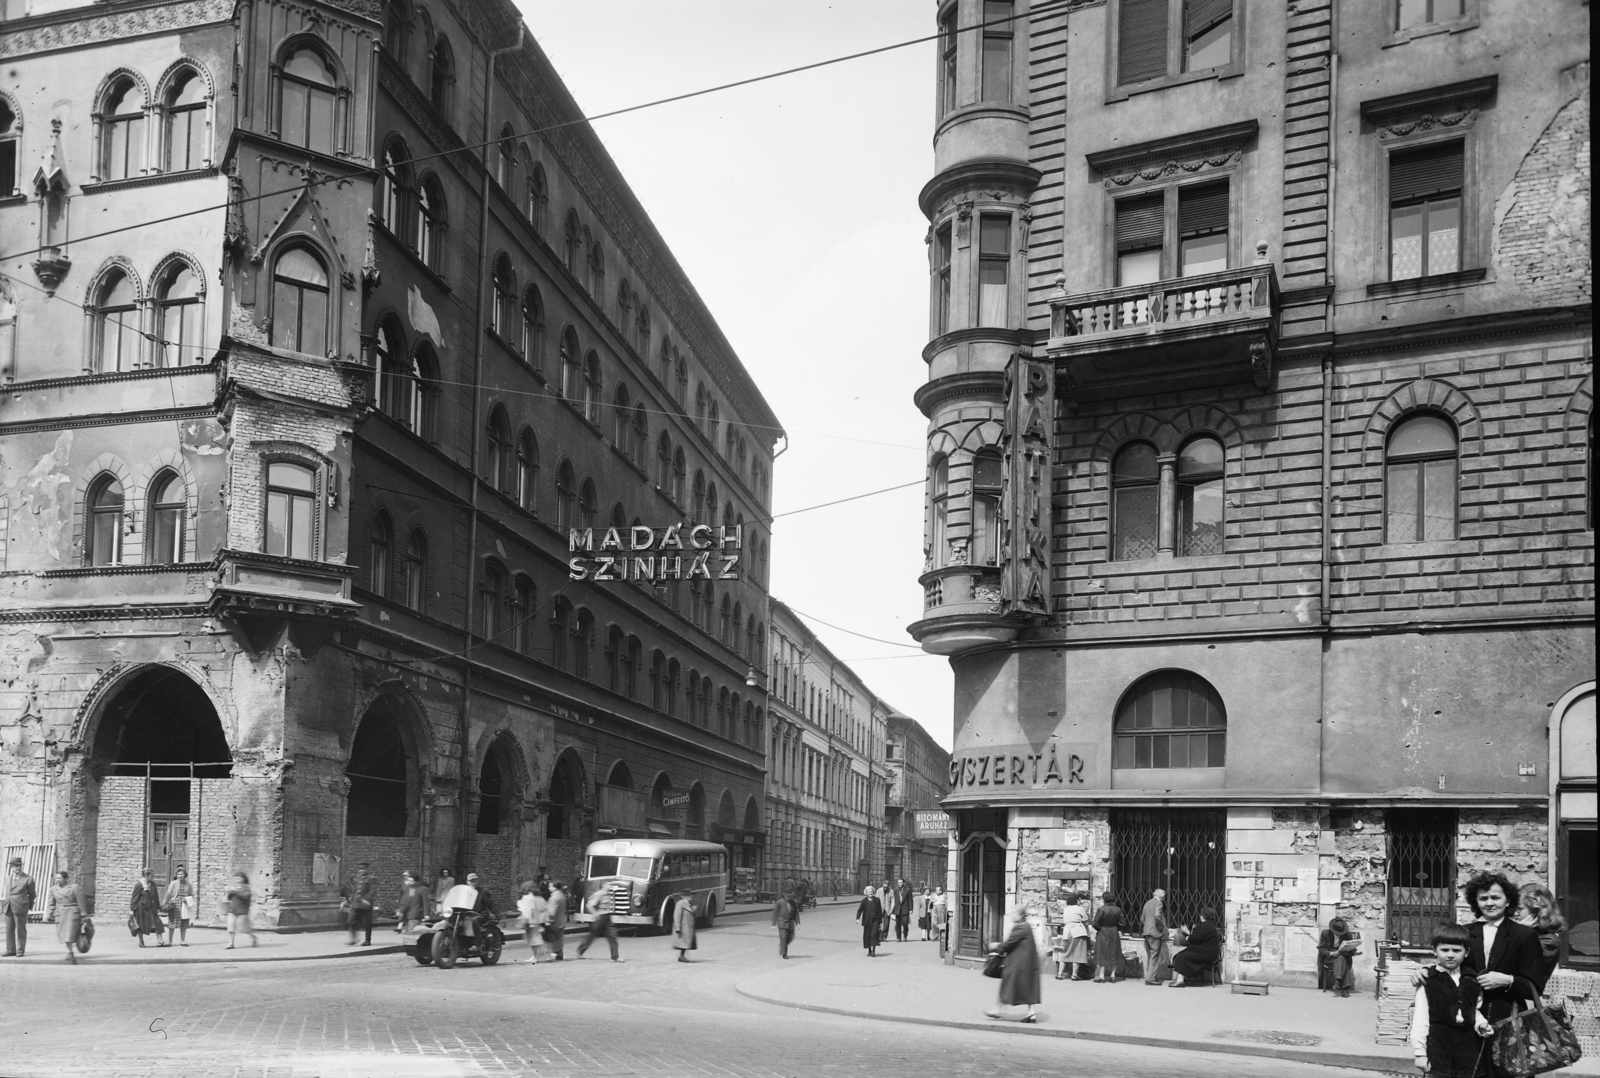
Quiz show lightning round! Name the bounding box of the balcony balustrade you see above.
[908,564,1017,656]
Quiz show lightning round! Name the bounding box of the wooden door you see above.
[148,816,190,889]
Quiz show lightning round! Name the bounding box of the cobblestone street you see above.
[0,908,1394,1078]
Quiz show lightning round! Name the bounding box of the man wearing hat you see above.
[4,855,36,957]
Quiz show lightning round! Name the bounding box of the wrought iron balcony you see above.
[1045,262,1279,407]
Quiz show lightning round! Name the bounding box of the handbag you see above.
[919,913,931,931]
[982,950,1005,978]
[76,916,95,954]
[1490,999,1584,1077]
[126,913,139,936]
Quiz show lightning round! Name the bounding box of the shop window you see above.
[1389,141,1462,281]
[1177,435,1224,555]
[155,262,203,366]
[977,214,1010,327]
[1113,670,1226,769]
[265,461,316,559]
[86,474,124,566]
[92,269,140,372]
[279,47,337,155]
[100,78,146,181]
[163,69,207,172]
[1385,412,1457,543]
[971,449,1003,566]
[270,246,330,356]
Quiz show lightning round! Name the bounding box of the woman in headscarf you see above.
[1317,916,1359,996]
[46,870,85,964]
[130,868,164,947]
[1091,892,1124,983]
[987,904,1042,1023]
[1169,907,1222,987]
[855,886,883,957]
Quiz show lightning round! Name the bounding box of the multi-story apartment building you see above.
[764,598,891,896]
[0,0,779,927]
[885,707,951,887]
[910,0,1592,988]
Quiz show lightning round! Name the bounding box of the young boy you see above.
[1409,923,1492,1076]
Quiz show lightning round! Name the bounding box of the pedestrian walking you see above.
[894,878,914,942]
[1514,881,1567,983]
[225,872,256,949]
[671,893,697,963]
[546,880,568,961]
[4,855,36,957]
[856,886,883,957]
[1140,888,1169,985]
[772,890,801,959]
[576,888,622,962]
[932,886,949,955]
[877,882,894,943]
[1408,922,1492,1078]
[1091,892,1124,983]
[1169,906,1222,987]
[162,865,195,946]
[396,871,428,933]
[1318,916,1360,996]
[46,870,84,964]
[516,881,549,963]
[987,904,1043,1023]
[343,862,375,945]
[431,867,455,916]
[130,868,164,948]
[1056,893,1090,980]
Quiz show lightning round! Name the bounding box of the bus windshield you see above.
[587,855,656,881]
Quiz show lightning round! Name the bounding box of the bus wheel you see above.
[697,897,717,930]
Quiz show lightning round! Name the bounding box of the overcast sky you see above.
[523,1,955,747]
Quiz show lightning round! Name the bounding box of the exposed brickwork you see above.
[95,777,146,922]
[1453,807,1549,917]
[1494,74,1592,308]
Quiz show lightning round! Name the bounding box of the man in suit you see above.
[1462,872,1548,1043]
[894,878,914,942]
[1141,888,1168,985]
[772,889,801,959]
[4,856,36,957]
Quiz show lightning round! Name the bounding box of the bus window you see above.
[660,856,674,877]
[587,854,655,880]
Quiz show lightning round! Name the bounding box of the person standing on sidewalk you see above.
[987,904,1042,1024]
[1091,892,1124,983]
[856,886,883,957]
[396,871,428,933]
[914,887,932,941]
[46,870,84,964]
[131,868,164,948]
[772,890,801,959]
[1141,888,1169,985]
[671,893,697,963]
[162,865,194,946]
[894,878,914,942]
[343,862,375,946]
[516,881,549,963]
[431,867,455,916]
[576,887,622,962]
[878,882,895,943]
[225,872,257,949]
[546,881,568,961]
[1056,893,1090,980]
[932,887,949,955]
[4,856,36,957]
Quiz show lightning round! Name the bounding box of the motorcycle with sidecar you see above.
[410,884,504,968]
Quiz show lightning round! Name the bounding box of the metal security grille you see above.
[1109,808,1226,930]
[1387,808,1458,946]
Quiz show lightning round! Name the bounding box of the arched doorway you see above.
[544,749,588,884]
[471,733,525,904]
[649,772,674,836]
[344,694,423,891]
[87,666,232,919]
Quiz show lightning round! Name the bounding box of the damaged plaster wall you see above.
[1495,62,1591,307]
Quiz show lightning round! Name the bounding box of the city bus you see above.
[573,838,729,930]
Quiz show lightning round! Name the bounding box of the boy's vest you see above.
[1423,967,1483,1028]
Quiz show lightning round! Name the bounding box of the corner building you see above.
[0,0,778,927]
[911,0,1593,987]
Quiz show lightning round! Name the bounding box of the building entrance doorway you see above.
[1387,808,1458,947]
[148,816,190,889]
[1109,808,1225,930]
[955,809,1008,957]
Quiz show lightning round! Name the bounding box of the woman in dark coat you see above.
[987,905,1042,1023]
[671,892,697,962]
[47,870,85,964]
[855,887,883,957]
[1091,893,1124,983]
[1169,906,1222,986]
[130,868,164,947]
[1317,916,1359,996]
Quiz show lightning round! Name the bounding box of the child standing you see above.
[1409,923,1492,1077]
[225,872,257,949]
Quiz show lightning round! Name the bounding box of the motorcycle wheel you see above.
[431,927,458,969]
[412,933,433,965]
[480,926,503,966]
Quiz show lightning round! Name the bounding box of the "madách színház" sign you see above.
[568,525,742,581]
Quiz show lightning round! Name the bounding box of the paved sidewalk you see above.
[735,938,1600,1076]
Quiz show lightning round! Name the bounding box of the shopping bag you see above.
[1490,999,1584,1077]
[982,951,1005,978]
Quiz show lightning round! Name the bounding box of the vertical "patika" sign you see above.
[568,524,742,581]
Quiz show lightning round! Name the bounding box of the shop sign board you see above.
[913,810,951,837]
[948,743,1099,791]
[569,525,742,581]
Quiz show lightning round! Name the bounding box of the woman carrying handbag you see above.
[986,904,1043,1024]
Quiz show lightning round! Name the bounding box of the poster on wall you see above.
[1284,928,1321,972]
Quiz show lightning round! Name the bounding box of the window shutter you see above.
[1178,181,1229,236]
[1116,194,1165,251]
[1118,0,1169,85]
[1389,142,1464,203]
[1184,0,1232,39]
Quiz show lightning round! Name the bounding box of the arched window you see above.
[86,474,124,566]
[707,399,720,446]
[1114,670,1226,770]
[101,77,145,180]
[658,337,673,386]
[512,576,534,654]
[665,659,680,717]
[163,69,207,172]
[93,270,140,372]
[609,502,626,536]
[380,141,411,235]
[672,447,687,505]
[701,583,714,636]
[475,744,506,835]
[551,596,571,669]
[479,559,505,639]
[573,607,594,678]
[564,210,582,275]
[516,428,538,511]
[613,383,632,459]
[633,405,648,469]
[1112,441,1159,561]
[650,650,666,709]
[972,448,1003,566]
[147,470,186,565]
[583,351,602,424]
[495,122,515,189]
[428,34,453,115]
[520,285,543,365]
[546,750,583,840]
[490,254,514,337]
[1178,435,1225,556]
[719,595,732,646]
[368,510,392,596]
[675,353,688,404]
[587,239,605,298]
[527,159,547,233]
[656,432,673,491]
[415,177,444,271]
[716,686,728,737]
[265,461,315,559]
[742,610,753,660]
[607,760,633,791]
[402,529,427,611]
[373,316,404,416]
[1386,413,1458,543]
[382,0,408,59]
[617,279,634,335]
[279,47,337,155]
[606,625,625,691]
[579,477,597,528]
[346,701,416,836]
[692,470,706,522]
[155,261,203,366]
[635,306,651,358]
[485,405,511,491]
[0,98,17,197]
[271,247,329,356]
[555,459,576,530]
[409,344,438,439]
[625,636,641,698]
[559,327,581,400]
[929,455,949,568]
